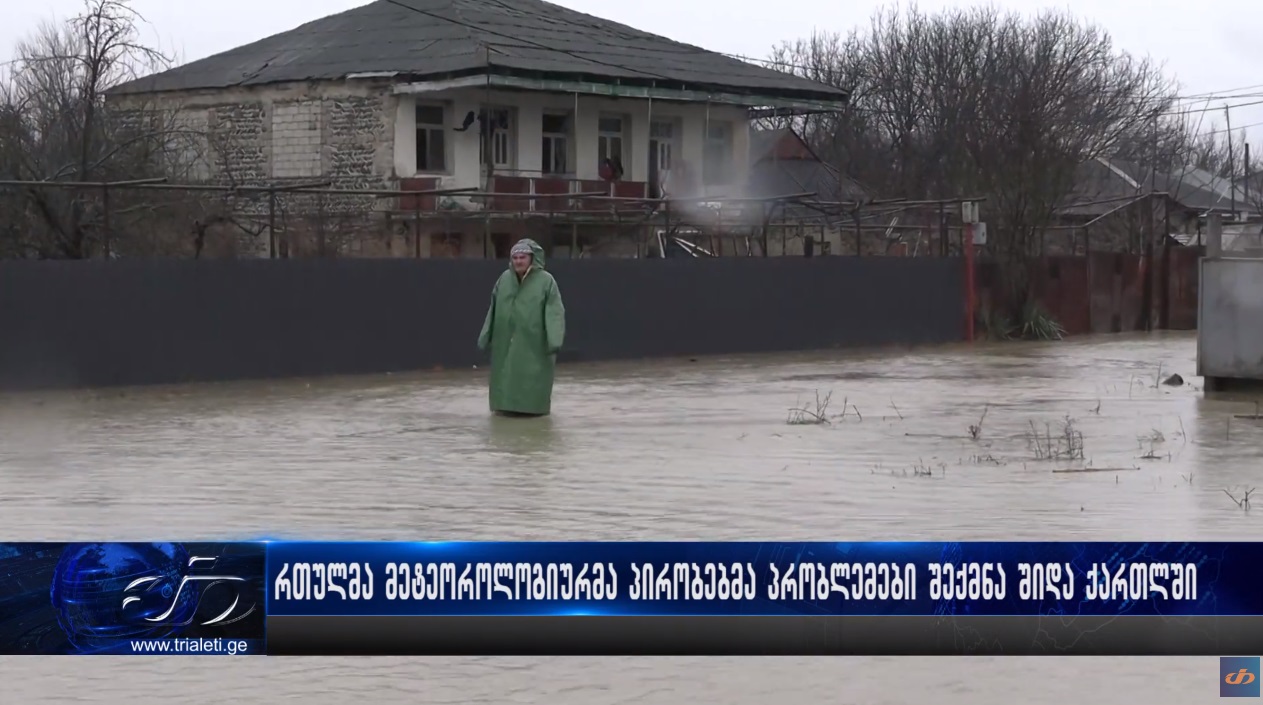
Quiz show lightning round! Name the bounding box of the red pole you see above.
[964,223,976,342]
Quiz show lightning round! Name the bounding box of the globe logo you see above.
[51,543,198,653]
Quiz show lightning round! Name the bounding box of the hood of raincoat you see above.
[508,238,546,270]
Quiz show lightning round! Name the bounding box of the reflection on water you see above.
[1,331,1259,703]
[484,413,560,457]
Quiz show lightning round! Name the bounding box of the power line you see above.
[726,51,1263,105]
[1203,119,1263,136]
[1160,99,1263,118]
[809,96,1263,121]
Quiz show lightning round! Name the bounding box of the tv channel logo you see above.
[1221,656,1260,698]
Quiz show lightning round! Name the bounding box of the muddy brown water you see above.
[1,331,1260,704]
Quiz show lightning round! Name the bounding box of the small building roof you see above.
[112,0,848,105]
[1060,158,1255,218]
[746,129,869,218]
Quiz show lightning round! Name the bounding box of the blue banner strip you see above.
[264,541,1255,617]
[2,541,1260,655]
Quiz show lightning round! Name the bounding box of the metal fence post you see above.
[102,184,111,259]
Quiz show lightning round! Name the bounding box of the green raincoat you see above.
[477,239,566,415]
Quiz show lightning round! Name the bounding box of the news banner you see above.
[2,541,1261,656]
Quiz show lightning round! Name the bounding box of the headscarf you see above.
[510,240,534,257]
[508,238,545,270]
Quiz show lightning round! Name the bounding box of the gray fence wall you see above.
[0,257,964,390]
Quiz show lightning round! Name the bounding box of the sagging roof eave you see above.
[396,71,849,113]
[107,65,850,112]
[106,66,479,97]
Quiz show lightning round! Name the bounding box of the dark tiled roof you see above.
[746,128,868,214]
[1060,158,1254,217]
[1058,160,1139,216]
[1160,165,1252,213]
[112,0,848,102]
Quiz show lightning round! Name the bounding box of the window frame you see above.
[414,102,448,174]
[481,106,516,171]
[597,115,626,169]
[703,120,734,185]
[541,111,572,176]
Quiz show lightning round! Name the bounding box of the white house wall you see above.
[393,88,751,194]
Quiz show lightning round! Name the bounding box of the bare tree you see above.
[0,0,202,258]
[770,6,1180,307]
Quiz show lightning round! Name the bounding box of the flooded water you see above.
[1,331,1260,704]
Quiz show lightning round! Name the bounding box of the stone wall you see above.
[209,102,269,187]
[156,81,398,189]
[122,81,399,256]
[325,96,386,191]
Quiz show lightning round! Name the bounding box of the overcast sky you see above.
[4,0,1262,147]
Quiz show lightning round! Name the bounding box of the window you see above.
[650,120,675,171]
[481,107,514,170]
[598,116,625,168]
[703,121,734,185]
[415,104,446,172]
[649,120,676,197]
[541,112,571,175]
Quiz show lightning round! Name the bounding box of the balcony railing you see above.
[397,175,649,212]
[486,175,648,211]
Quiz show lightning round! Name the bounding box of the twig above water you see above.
[1137,447,1171,461]
[1027,416,1085,461]
[968,405,989,441]
[787,390,832,426]
[1224,487,1255,511]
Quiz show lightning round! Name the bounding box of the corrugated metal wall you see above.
[0,257,964,390]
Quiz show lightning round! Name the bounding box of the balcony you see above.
[396,175,650,213]
[486,175,649,212]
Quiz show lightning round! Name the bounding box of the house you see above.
[647,127,877,257]
[1054,157,1257,254]
[740,128,869,255]
[111,0,849,258]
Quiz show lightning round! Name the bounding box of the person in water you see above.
[477,238,566,416]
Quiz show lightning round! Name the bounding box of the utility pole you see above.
[1245,143,1252,210]
[1142,115,1158,331]
[1226,104,1236,219]
[1149,115,1158,251]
